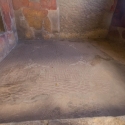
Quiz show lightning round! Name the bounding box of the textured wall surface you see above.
[0,0,18,62]
[58,0,115,39]
[108,0,125,42]
[12,0,59,40]
[12,0,114,40]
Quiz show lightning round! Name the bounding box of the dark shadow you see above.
[1,102,125,123]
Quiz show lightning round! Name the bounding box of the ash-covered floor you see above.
[0,40,125,123]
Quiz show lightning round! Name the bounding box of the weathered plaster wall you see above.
[108,0,125,42]
[58,0,115,39]
[0,0,18,62]
[12,0,114,40]
[12,0,59,40]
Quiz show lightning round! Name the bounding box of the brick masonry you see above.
[0,0,18,62]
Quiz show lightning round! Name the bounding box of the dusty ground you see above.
[0,40,125,123]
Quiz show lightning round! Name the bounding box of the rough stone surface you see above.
[49,117,125,125]
[0,40,125,123]
[0,117,125,125]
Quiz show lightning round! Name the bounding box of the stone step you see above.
[1,116,125,125]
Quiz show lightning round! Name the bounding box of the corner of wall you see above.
[0,0,18,62]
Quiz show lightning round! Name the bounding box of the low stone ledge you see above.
[1,116,125,125]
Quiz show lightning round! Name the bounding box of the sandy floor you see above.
[0,40,125,123]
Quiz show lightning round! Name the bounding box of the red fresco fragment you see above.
[0,0,11,31]
[12,0,29,10]
[8,0,14,18]
[4,13,11,31]
[29,2,41,10]
[12,0,57,10]
[51,0,57,10]
[21,0,29,7]
[12,0,22,10]
[0,0,10,13]
[41,0,57,10]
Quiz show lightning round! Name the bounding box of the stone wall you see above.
[12,0,115,40]
[0,0,18,62]
[108,0,125,42]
